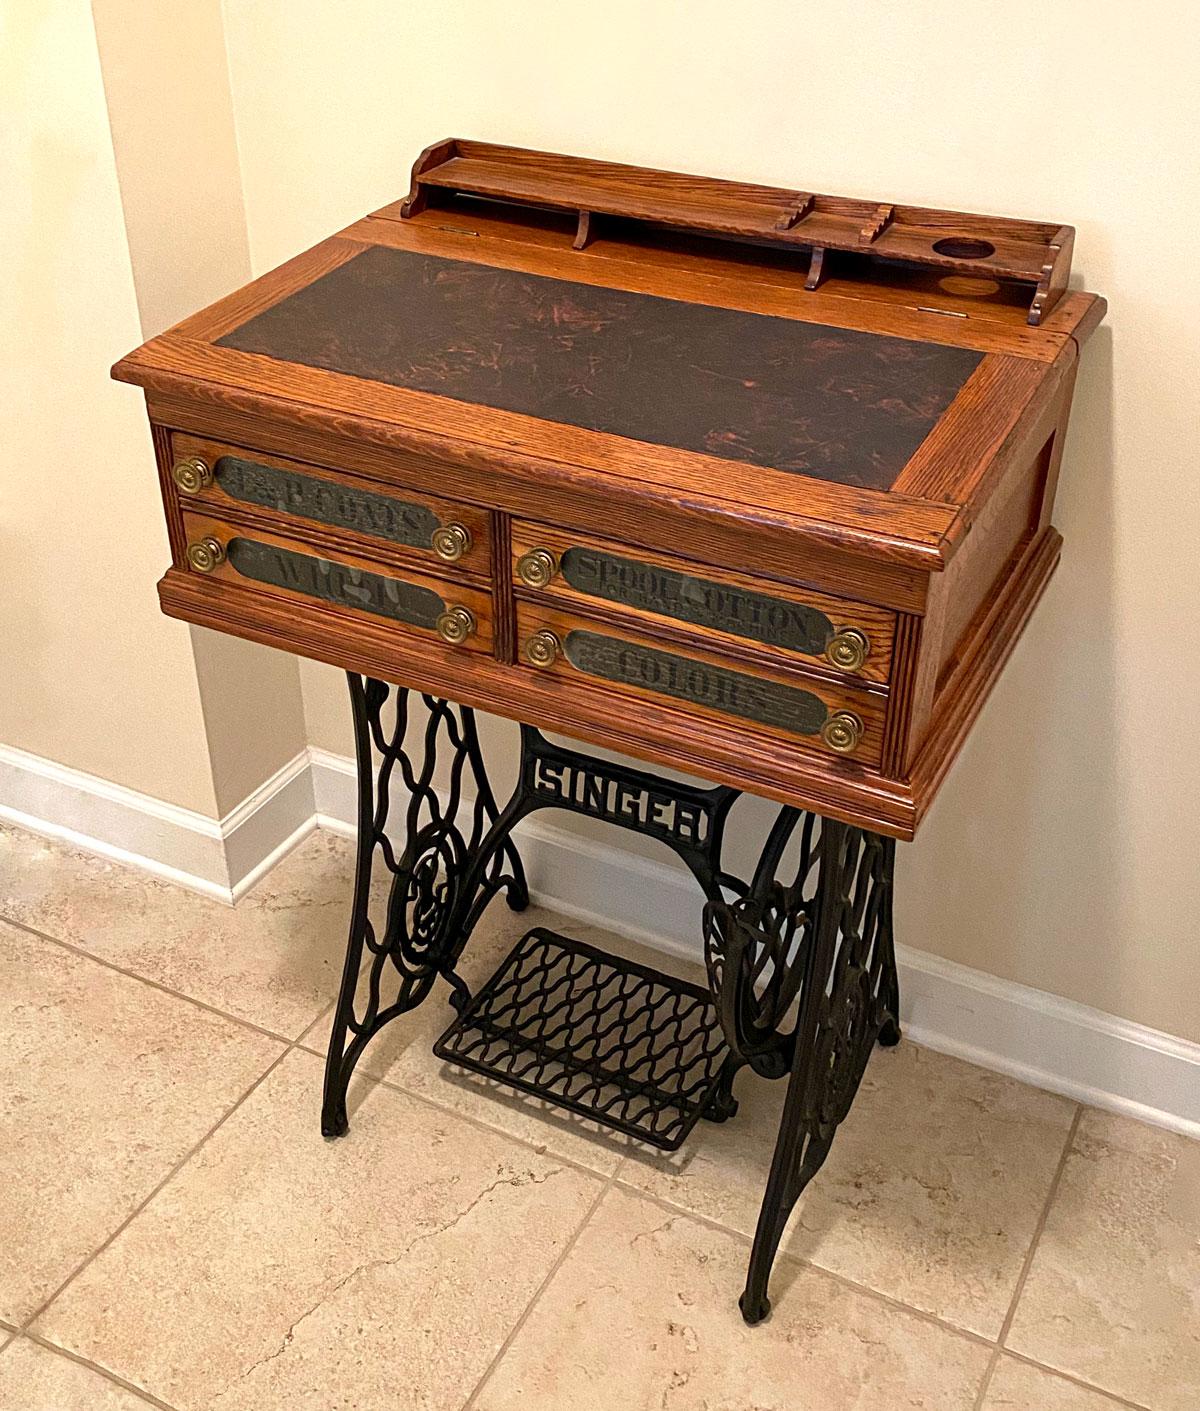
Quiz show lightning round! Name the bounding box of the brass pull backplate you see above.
[524,629,562,667]
[516,548,558,590]
[186,536,226,573]
[825,627,871,673]
[431,523,472,562]
[172,457,213,494]
[435,605,476,645]
[820,711,863,755]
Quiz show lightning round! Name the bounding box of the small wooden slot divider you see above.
[395,138,1074,325]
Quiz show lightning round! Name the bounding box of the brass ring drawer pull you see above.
[516,547,558,589]
[431,523,472,562]
[824,627,871,673]
[172,457,213,493]
[435,605,477,645]
[524,629,562,667]
[186,536,226,573]
[820,711,863,755]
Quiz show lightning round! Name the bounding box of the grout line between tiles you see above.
[971,1104,1084,1410]
[19,1044,295,1335]
[608,1176,998,1350]
[338,1059,629,1183]
[607,1173,1010,1348]
[994,1348,1155,1411]
[1,914,320,1046]
[459,1171,619,1411]
[320,1057,1069,1360]
[16,1332,183,1411]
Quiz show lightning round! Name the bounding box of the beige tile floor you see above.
[1,821,1196,1410]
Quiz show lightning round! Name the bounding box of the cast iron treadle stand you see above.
[322,674,901,1324]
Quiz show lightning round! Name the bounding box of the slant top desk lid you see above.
[114,140,1104,575]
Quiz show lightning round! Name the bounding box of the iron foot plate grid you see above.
[433,928,732,1151]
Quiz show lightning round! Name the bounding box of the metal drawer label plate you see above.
[564,630,829,736]
[560,547,833,655]
[227,538,444,628]
[216,456,440,549]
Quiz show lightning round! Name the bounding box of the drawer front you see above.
[171,434,490,575]
[511,522,894,683]
[516,603,884,767]
[181,512,493,654]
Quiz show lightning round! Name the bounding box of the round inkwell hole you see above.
[933,237,995,260]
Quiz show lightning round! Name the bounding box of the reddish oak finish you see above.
[116,141,1105,839]
[510,520,897,686]
[384,139,1073,325]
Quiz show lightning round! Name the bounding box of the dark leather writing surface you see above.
[218,247,981,489]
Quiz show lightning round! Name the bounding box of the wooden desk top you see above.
[114,141,1104,838]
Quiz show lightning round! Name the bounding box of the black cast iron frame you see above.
[322,673,901,1324]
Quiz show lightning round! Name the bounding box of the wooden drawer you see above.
[170,434,490,576]
[515,603,885,768]
[511,521,894,684]
[180,511,493,655]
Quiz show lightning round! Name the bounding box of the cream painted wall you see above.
[0,0,219,814]
[91,0,308,815]
[219,0,1200,1042]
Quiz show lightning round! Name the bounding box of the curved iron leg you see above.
[322,676,527,1138]
[731,821,899,1323]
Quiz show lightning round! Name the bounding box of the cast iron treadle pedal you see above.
[433,927,732,1151]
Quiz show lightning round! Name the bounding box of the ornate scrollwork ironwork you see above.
[731,816,900,1323]
[321,675,527,1137]
[320,677,901,1328]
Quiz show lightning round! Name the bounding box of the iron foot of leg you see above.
[708,817,897,1322]
[702,1056,741,1123]
[321,1102,349,1140]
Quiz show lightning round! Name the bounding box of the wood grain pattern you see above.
[146,391,934,615]
[171,433,491,579]
[394,140,1073,322]
[157,566,919,836]
[179,510,494,656]
[510,520,897,684]
[514,602,886,767]
[111,140,1104,834]
[126,335,961,570]
[215,244,982,492]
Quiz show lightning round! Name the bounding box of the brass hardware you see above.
[435,605,476,645]
[820,711,863,756]
[431,523,472,562]
[516,547,558,590]
[524,629,562,668]
[172,456,213,493]
[824,627,871,673]
[186,536,226,573]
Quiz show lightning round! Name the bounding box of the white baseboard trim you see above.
[0,742,315,904]
[3,741,1196,1140]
